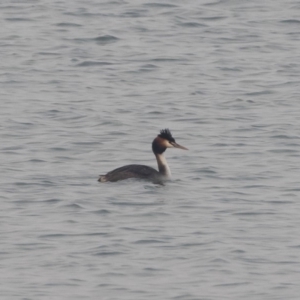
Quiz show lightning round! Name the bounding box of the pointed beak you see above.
[171,142,188,150]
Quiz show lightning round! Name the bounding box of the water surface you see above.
[1,1,300,299]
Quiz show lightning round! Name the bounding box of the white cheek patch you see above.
[158,137,174,148]
[161,139,169,148]
[167,141,174,148]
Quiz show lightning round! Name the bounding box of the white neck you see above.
[155,153,171,178]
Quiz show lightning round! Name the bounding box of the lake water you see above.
[1,0,300,299]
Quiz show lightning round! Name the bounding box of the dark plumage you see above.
[158,129,175,143]
[98,164,161,183]
[98,129,188,183]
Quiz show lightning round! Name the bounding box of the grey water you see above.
[1,0,300,299]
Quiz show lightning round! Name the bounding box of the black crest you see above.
[158,128,175,142]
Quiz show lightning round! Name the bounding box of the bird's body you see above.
[98,164,161,182]
[98,129,188,184]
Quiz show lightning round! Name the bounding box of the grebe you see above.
[98,129,188,183]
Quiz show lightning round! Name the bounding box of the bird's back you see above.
[98,164,161,182]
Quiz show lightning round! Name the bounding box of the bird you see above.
[98,129,188,184]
